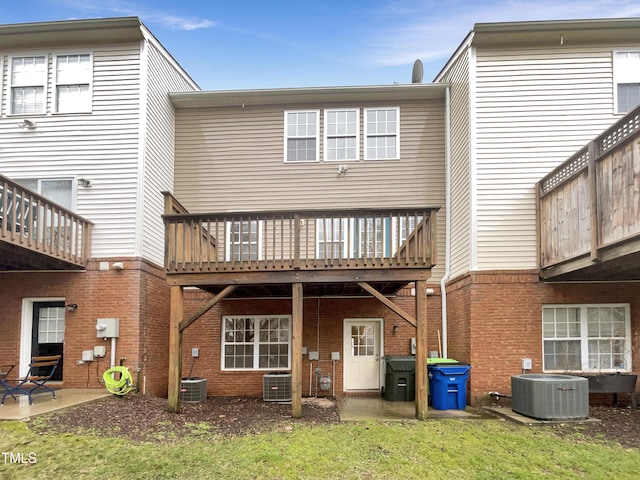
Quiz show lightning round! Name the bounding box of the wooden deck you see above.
[0,175,92,270]
[537,105,640,280]
[163,192,438,295]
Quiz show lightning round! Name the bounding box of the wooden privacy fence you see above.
[163,193,437,273]
[0,175,92,267]
[537,104,640,269]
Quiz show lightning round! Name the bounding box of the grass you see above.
[1,418,640,479]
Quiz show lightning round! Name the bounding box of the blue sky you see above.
[2,1,640,90]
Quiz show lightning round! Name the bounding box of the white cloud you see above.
[362,0,640,68]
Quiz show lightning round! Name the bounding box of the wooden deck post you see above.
[291,282,303,418]
[415,279,428,420]
[167,285,184,413]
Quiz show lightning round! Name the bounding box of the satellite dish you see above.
[411,59,424,84]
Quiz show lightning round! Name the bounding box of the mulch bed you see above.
[26,393,640,449]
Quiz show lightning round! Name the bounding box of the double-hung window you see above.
[222,315,291,370]
[364,107,399,160]
[613,51,640,114]
[10,56,47,115]
[55,54,92,113]
[317,218,350,259]
[285,110,319,162]
[543,304,631,372]
[324,109,359,161]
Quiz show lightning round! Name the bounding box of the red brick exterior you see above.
[3,263,638,405]
[0,258,170,396]
[446,270,640,405]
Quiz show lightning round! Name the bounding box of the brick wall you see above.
[446,270,640,406]
[181,286,444,398]
[0,258,170,395]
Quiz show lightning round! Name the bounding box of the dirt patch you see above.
[29,394,340,443]
[27,393,640,449]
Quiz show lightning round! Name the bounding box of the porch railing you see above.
[537,104,640,269]
[163,194,437,274]
[0,175,93,267]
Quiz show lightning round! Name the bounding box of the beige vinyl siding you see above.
[139,39,198,266]
[174,98,447,279]
[439,47,472,279]
[0,43,142,258]
[474,45,628,270]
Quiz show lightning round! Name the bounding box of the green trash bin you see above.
[384,356,416,402]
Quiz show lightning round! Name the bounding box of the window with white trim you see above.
[364,107,399,160]
[14,178,74,210]
[10,56,47,115]
[225,220,262,262]
[285,110,319,162]
[222,315,291,370]
[614,51,640,114]
[543,304,631,372]
[38,306,66,343]
[317,218,350,259]
[55,54,92,113]
[324,108,359,161]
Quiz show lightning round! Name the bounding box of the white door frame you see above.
[20,297,64,377]
[342,318,384,391]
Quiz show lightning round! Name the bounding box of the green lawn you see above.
[1,418,639,479]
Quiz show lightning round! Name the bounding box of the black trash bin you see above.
[384,356,416,402]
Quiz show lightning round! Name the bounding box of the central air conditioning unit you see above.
[263,372,292,402]
[180,377,207,403]
[511,374,588,421]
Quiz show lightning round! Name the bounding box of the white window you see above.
[356,217,387,258]
[10,56,47,115]
[543,304,631,372]
[317,218,350,259]
[225,220,263,262]
[222,315,291,370]
[285,110,319,162]
[324,108,359,161]
[55,54,92,113]
[38,306,65,344]
[14,178,74,210]
[614,51,640,114]
[364,107,399,160]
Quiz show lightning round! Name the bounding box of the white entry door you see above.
[343,319,382,390]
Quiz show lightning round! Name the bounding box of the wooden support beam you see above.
[291,282,303,418]
[179,284,238,332]
[357,282,417,327]
[415,279,428,420]
[588,141,601,262]
[167,285,184,413]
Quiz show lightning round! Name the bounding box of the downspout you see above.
[439,86,452,358]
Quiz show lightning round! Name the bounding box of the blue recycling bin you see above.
[428,364,471,410]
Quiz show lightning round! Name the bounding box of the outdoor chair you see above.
[1,355,61,405]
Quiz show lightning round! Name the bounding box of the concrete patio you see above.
[0,388,110,420]
[336,396,491,421]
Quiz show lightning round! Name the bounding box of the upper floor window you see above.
[10,56,47,115]
[365,107,399,160]
[614,51,640,114]
[543,304,631,372]
[55,54,92,113]
[285,110,319,162]
[324,109,359,161]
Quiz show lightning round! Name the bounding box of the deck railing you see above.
[537,104,640,270]
[0,175,92,267]
[163,195,437,274]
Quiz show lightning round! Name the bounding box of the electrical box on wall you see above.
[96,318,119,338]
[522,358,533,370]
[308,351,319,361]
[93,346,106,358]
[410,338,416,355]
[82,350,94,362]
